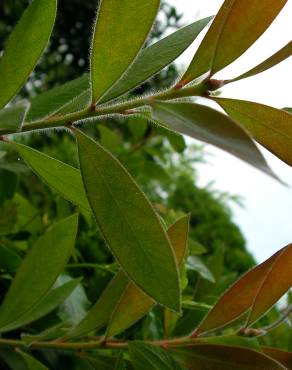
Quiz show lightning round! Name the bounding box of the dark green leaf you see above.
[26,75,89,122]
[0,244,22,271]
[76,130,180,310]
[18,351,49,370]
[179,0,287,84]
[0,214,78,329]
[0,103,29,134]
[216,98,292,167]
[172,344,286,370]
[0,279,80,333]
[129,342,186,370]
[151,101,279,180]
[11,142,90,212]
[100,17,212,103]
[0,0,57,108]
[229,41,292,83]
[91,0,160,103]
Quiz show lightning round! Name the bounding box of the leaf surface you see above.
[172,344,286,370]
[0,0,57,108]
[100,17,211,103]
[19,351,49,370]
[0,214,78,328]
[229,41,292,83]
[0,279,80,333]
[247,244,292,325]
[151,102,278,180]
[263,347,292,369]
[91,0,160,103]
[26,75,89,122]
[216,98,292,166]
[107,215,190,337]
[129,342,186,370]
[179,0,287,84]
[12,143,90,212]
[195,248,282,335]
[76,130,180,310]
[0,103,29,134]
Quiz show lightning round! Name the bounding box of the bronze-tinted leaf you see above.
[263,347,292,369]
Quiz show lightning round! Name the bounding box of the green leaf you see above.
[195,248,281,335]
[0,279,80,333]
[18,351,49,370]
[129,342,186,370]
[172,344,286,370]
[215,98,292,167]
[91,0,160,103]
[0,0,57,108]
[263,347,292,369]
[0,244,22,271]
[106,215,189,338]
[69,271,129,338]
[98,126,121,153]
[0,103,29,134]
[179,0,287,84]
[76,130,180,311]
[186,256,215,283]
[151,101,279,181]
[26,75,89,122]
[11,142,90,212]
[0,349,27,370]
[85,355,118,370]
[100,17,212,103]
[228,41,292,83]
[0,214,78,329]
[247,243,292,325]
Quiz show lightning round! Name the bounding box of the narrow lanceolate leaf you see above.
[129,342,186,370]
[0,0,57,109]
[228,41,292,83]
[107,216,190,337]
[195,248,282,335]
[69,271,129,338]
[26,75,89,122]
[11,142,90,212]
[247,244,292,325]
[216,98,292,167]
[76,130,180,311]
[179,0,287,85]
[91,0,160,103]
[172,344,286,370]
[263,347,292,369]
[18,351,49,370]
[0,214,78,329]
[0,103,29,134]
[0,279,80,333]
[151,102,278,180]
[100,17,212,103]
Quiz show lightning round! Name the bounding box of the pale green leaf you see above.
[100,17,212,103]
[0,103,29,134]
[0,214,78,329]
[76,130,180,310]
[216,98,292,167]
[11,142,90,212]
[179,0,287,84]
[151,101,280,181]
[186,256,215,283]
[0,0,57,108]
[91,0,160,103]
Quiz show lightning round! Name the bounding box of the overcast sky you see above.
[167,0,292,262]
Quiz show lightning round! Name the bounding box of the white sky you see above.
[168,0,292,262]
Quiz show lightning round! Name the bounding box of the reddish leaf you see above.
[263,347,292,369]
[195,248,283,335]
